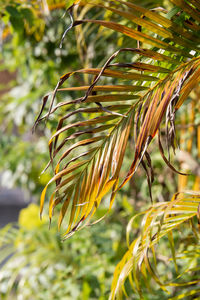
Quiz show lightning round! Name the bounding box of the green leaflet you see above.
[110,192,200,299]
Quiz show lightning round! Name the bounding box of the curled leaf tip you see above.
[59,8,74,49]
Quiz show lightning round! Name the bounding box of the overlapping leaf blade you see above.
[36,0,200,240]
[110,191,200,299]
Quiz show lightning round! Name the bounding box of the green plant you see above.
[0,204,123,300]
[35,0,200,299]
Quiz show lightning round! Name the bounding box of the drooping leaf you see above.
[35,0,200,241]
[110,191,200,299]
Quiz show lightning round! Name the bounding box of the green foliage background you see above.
[0,2,137,299]
[0,1,199,299]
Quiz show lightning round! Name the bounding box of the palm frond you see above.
[110,191,200,299]
[35,0,200,237]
